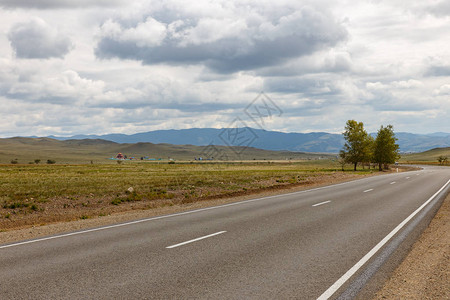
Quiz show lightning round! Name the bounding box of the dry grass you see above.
[401,147,450,163]
[0,160,375,230]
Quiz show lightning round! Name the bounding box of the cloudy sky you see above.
[0,0,449,137]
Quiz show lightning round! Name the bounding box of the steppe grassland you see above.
[0,160,373,229]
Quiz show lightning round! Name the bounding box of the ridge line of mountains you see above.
[41,128,450,153]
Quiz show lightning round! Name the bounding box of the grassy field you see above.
[400,147,450,164]
[0,160,374,230]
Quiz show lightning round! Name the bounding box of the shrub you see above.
[34,159,41,164]
[438,155,448,165]
[10,159,18,164]
[5,202,28,209]
[111,198,121,205]
[47,159,56,164]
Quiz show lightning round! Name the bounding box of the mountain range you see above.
[45,128,450,153]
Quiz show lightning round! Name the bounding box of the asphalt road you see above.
[1,166,449,299]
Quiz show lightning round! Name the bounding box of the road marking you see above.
[363,189,373,193]
[312,200,331,207]
[166,231,226,249]
[317,178,450,300]
[0,175,383,249]
[406,177,410,179]
[390,182,396,185]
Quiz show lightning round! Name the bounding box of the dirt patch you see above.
[374,193,450,299]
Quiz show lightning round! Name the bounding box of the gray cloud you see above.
[256,50,353,77]
[425,65,450,77]
[425,1,450,17]
[8,18,73,59]
[95,5,347,73]
[1,0,449,137]
[0,0,125,9]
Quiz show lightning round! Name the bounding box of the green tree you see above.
[363,135,375,169]
[438,155,448,165]
[373,125,400,171]
[340,120,371,171]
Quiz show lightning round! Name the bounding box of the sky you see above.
[0,0,449,137]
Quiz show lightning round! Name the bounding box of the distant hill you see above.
[400,147,450,162]
[0,137,331,164]
[47,128,450,153]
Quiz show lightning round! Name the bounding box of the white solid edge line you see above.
[312,200,332,207]
[166,231,226,249]
[0,175,381,249]
[0,172,414,250]
[363,189,373,193]
[316,178,450,300]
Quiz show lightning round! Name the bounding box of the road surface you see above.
[1,166,449,299]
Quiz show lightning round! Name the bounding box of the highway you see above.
[1,166,449,299]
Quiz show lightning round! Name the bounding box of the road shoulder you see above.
[374,193,449,299]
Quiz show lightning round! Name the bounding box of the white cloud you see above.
[434,84,450,95]
[3,65,105,104]
[0,0,449,137]
[99,17,167,48]
[0,0,126,9]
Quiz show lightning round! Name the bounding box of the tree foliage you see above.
[340,120,372,171]
[340,121,400,171]
[373,125,400,171]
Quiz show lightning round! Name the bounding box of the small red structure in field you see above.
[116,153,124,159]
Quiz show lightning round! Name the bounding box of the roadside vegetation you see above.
[340,120,400,171]
[0,160,377,230]
[0,120,412,230]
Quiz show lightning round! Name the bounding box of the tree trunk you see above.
[354,162,357,171]
[378,163,382,171]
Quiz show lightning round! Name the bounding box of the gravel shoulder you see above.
[374,193,450,299]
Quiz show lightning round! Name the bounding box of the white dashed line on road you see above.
[390,182,396,185]
[317,178,450,300]
[166,231,226,249]
[363,189,374,193]
[312,201,331,207]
